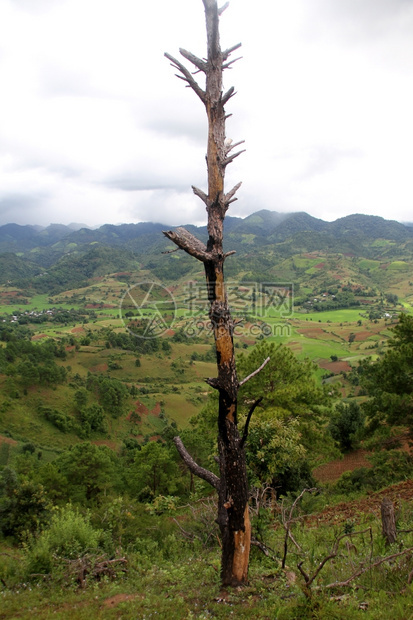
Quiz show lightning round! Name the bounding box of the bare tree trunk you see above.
[381,497,397,545]
[164,0,253,586]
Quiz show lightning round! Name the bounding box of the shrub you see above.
[25,505,104,575]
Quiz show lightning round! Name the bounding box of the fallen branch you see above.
[325,546,413,590]
[251,537,277,559]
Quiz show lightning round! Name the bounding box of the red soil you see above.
[313,449,372,483]
[90,363,109,372]
[318,360,352,374]
[304,479,413,527]
[85,303,117,309]
[0,434,18,446]
[151,402,161,416]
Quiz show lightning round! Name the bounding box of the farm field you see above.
[0,265,411,472]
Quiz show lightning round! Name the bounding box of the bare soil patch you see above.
[85,303,117,309]
[102,593,141,608]
[314,449,371,483]
[0,434,18,446]
[151,402,161,416]
[305,479,413,527]
[134,400,149,416]
[31,333,48,341]
[297,327,343,342]
[90,363,109,372]
[318,360,352,374]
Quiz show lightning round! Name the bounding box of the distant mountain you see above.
[0,253,42,285]
[1,211,413,281]
[268,212,327,242]
[228,210,289,236]
[324,214,412,241]
[6,246,141,294]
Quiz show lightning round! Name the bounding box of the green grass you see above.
[359,259,380,270]
[389,261,409,271]
[2,502,413,619]
[299,308,364,323]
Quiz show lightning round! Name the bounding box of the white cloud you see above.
[0,0,413,226]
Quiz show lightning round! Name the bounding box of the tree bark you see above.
[381,497,397,545]
[164,0,250,586]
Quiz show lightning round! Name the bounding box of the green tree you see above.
[55,443,118,503]
[80,404,107,435]
[237,341,337,459]
[329,401,365,452]
[245,412,310,496]
[361,313,413,436]
[74,388,89,410]
[0,467,52,539]
[129,441,182,500]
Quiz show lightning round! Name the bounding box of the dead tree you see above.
[163,0,266,586]
[381,497,397,545]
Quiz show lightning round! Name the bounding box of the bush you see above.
[25,505,104,575]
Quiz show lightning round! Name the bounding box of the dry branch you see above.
[163,227,212,262]
[281,488,317,569]
[240,397,263,448]
[179,48,207,72]
[192,185,212,207]
[239,356,270,387]
[218,1,230,16]
[223,42,242,59]
[164,52,206,104]
[174,436,220,491]
[224,149,246,167]
[325,546,413,590]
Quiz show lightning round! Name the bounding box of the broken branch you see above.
[179,48,207,72]
[218,1,229,16]
[224,149,246,166]
[223,42,242,60]
[239,356,270,387]
[164,52,206,104]
[221,86,236,106]
[192,185,212,207]
[174,437,220,491]
[163,227,211,262]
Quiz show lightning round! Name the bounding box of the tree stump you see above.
[381,497,397,545]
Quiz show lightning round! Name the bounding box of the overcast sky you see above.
[1,0,412,228]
